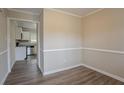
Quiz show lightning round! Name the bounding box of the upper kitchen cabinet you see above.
[15,21,37,41]
[22,31,30,41]
[16,27,22,40]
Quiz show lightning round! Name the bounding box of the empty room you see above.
[0,8,124,85]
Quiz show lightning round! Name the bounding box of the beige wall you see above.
[0,9,8,84]
[43,9,83,73]
[44,9,83,50]
[83,9,124,50]
[82,9,124,78]
[43,8,124,79]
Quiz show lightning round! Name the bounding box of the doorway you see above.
[7,18,42,74]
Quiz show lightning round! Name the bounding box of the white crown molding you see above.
[45,8,104,18]
[46,8,82,18]
[82,8,104,18]
[7,8,40,15]
[7,8,104,18]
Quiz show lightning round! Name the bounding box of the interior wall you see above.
[82,9,124,78]
[39,9,44,73]
[0,9,8,84]
[43,9,83,74]
[9,20,17,68]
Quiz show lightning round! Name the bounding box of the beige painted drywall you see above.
[44,9,83,50]
[43,8,124,79]
[43,9,83,73]
[82,9,124,78]
[0,9,8,84]
[83,9,124,51]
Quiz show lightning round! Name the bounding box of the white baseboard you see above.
[81,63,124,82]
[43,64,82,75]
[0,71,9,85]
[10,61,16,72]
[2,62,123,84]
[43,63,124,83]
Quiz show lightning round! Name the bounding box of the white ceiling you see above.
[9,8,101,17]
[55,8,101,17]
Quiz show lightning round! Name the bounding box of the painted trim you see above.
[43,47,124,82]
[0,71,9,85]
[43,64,82,75]
[8,8,104,19]
[0,50,7,56]
[43,47,83,52]
[44,47,124,55]
[7,17,11,72]
[43,62,124,82]
[46,8,104,18]
[37,22,43,72]
[7,9,40,15]
[82,8,104,18]
[46,8,82,18]
[82,47,124,55]
[81,63,124,82]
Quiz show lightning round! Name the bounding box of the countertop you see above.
[17,42,37,47]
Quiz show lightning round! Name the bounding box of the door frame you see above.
[7,17,42,73]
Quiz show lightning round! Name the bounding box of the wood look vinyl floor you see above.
[4,60,124,85]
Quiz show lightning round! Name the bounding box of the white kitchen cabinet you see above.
[15,47,26,61]
[16,27,22,40]
[22,31,30,40]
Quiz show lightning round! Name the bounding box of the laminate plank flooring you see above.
[4,60,124,85]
